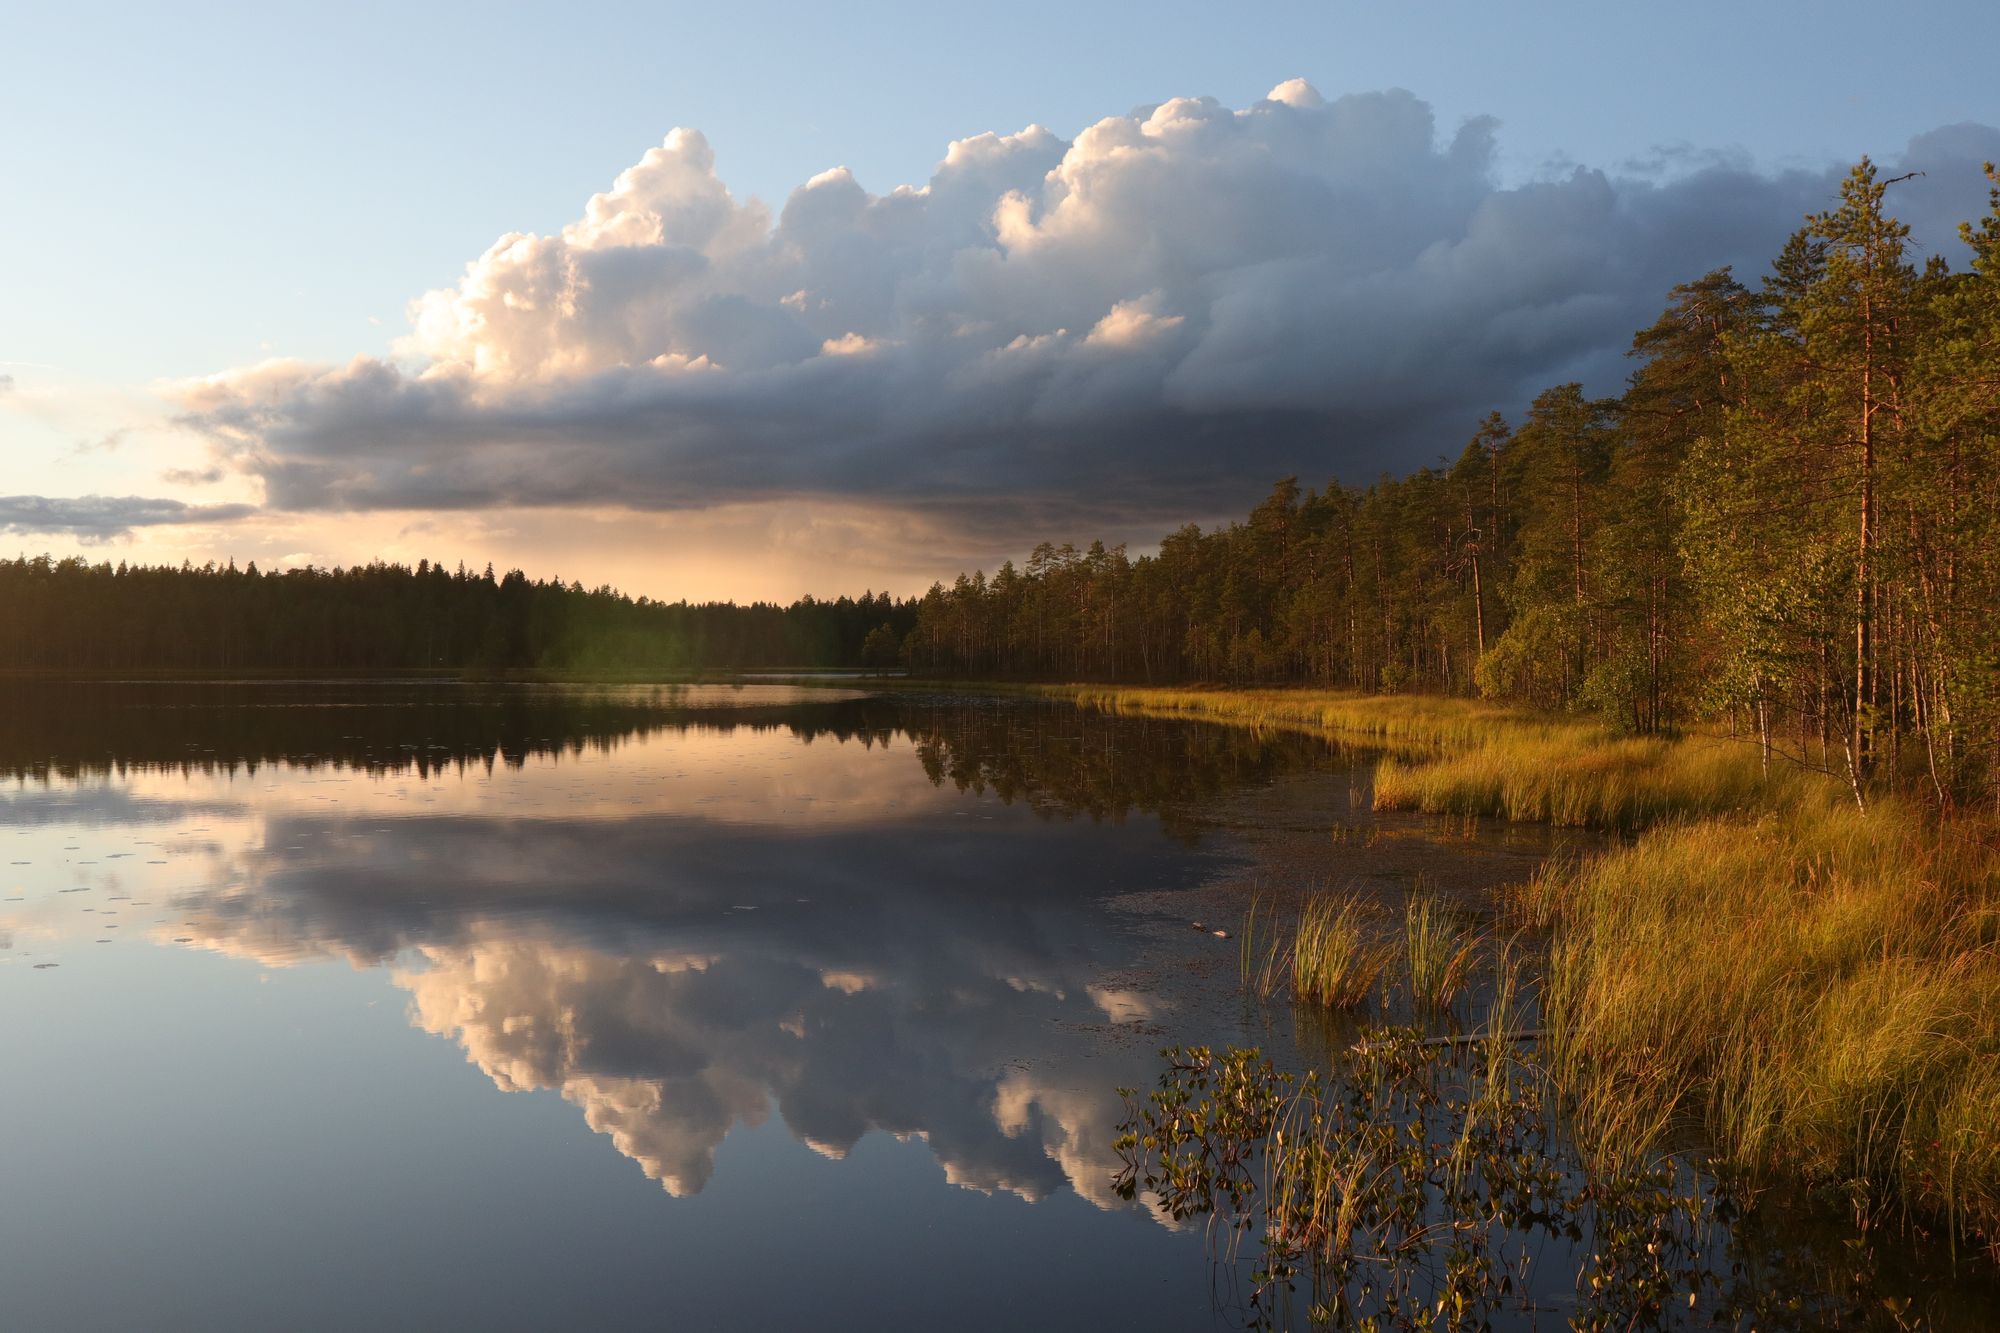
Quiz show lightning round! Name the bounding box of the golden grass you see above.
[1050,683,2000,1253]
[1291,896,1393,1009]
[1057,684,1583,752]
[1238,890,1286,1000]
[1403,890,1482,1012]
[1541,795,2000,1249]
[1065,683,1808,830]
[1373,731,1804,830]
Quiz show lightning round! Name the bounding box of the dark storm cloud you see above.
[172,85,2000,526]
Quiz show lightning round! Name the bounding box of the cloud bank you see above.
[175,84,2000,531]
[0,494,255,541]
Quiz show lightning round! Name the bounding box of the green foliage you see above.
[907,159,2000,808]
[858,621,904,669]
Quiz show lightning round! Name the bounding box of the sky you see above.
[4,0,1997,602]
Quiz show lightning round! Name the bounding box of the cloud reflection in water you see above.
[27,690,1331,1212]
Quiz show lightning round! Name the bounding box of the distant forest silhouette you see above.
[0,557,918,672]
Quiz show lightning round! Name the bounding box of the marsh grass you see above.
[1290,896,1392,1009]
[1402,889,1482,1012]
[1238,890,1286,1000]
[1373,731,1800,830]
[1059,685,1582,752]
[1061,682,1804,832]
[1541,795,2000,1252]
[1501,853,1578,930]
[1067,683,2000,1256]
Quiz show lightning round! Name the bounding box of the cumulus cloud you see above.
[0,494,256,542]
[173,87,2000,529]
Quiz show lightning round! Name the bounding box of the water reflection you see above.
[1,682,1330,1217]
[176,814,1205,1203]
[0,678,877,782]
[3,683,1992,1330]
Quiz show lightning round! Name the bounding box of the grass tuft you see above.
[1290,895,1391,1009]
[1403,889,1482,1012]
[1237,890,1286,1000]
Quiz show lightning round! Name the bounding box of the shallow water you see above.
[0,682,1990,1331]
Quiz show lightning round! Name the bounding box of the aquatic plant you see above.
[1240,890,1287,1000]
[1401,890,1480,1013]
[1289,896,1390,1010]
[1114,1032,1724,1332]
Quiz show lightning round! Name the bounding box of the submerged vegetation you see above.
[1117,1033,1639,1333]
[1113,1026,1962,1331]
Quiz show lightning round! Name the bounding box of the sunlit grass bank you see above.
[1056,685,1582,752]
[1062,684,2000,1256]
[1541,796,2000,1250]
[1372,731,1800,829]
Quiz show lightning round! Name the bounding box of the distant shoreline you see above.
[0,665,911,685]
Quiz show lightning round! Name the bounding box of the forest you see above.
[0,555,919,673]
[905,160,2000,808]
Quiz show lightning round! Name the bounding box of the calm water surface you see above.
[0,683,1349,1330]
[0,682,1990,1331]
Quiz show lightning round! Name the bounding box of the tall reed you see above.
[1290,895,1391,1010]
[1237,889,1285,1000]
[1404,890,1481,1012]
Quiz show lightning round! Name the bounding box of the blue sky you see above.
[3,0,1996,597]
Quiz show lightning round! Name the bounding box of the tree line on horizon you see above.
[0,555,920,673]
[905,159,2000,807]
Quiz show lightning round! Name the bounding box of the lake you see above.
[0,681,1991,1331]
